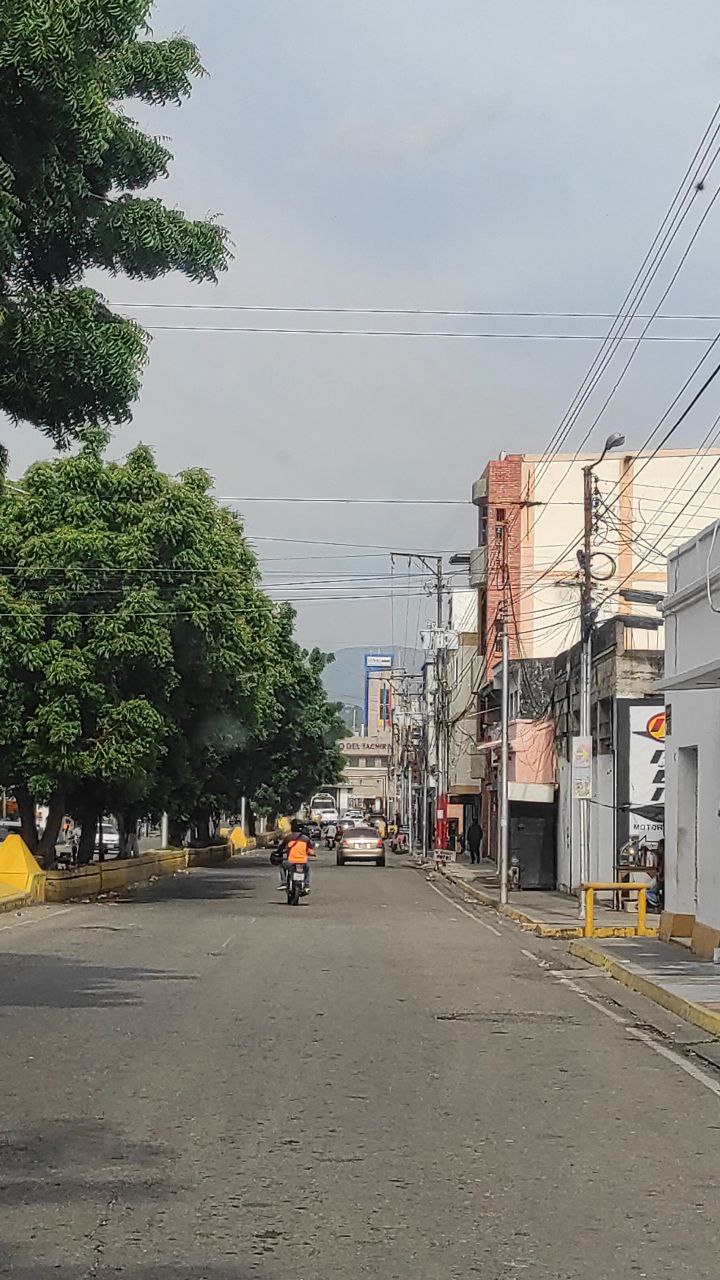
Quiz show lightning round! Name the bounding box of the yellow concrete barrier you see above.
[0,834,45,900]
[229,825,251,850]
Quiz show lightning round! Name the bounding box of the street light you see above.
[596,432,626,467]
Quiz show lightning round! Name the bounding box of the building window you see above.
[478,498,488,546]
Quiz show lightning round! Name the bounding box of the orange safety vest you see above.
[287,836,310,864]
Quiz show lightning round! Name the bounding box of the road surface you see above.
[2,850,719,1278]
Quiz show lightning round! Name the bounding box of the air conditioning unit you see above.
[469,545,488,588]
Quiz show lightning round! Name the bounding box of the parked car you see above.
[94,823,121,859]
[336,825,385,867]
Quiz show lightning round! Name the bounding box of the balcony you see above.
[469,545,488,587]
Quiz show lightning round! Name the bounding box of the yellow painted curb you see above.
[440,870,571,933]
[440,868,658,940]
[569,939,720,1038]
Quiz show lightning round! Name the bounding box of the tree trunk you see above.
[15,785,39,854]
[76,803,99,865]
[247,804,257,838]
[193,813,211,848]
[117,812,139,858]
[37,791,66,868]
[168,817,188,848]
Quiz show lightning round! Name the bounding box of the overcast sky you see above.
[7,1,720,652]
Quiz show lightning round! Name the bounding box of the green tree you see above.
[157,604,346,837]
[0,435,276,863]
[0,1,228,452]
[238,618,346,823]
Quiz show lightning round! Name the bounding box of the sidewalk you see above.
[570,935,720,1041]
[435,857,657,939]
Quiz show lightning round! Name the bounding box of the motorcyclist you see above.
[278,827,315,892]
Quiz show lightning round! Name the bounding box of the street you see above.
[2,852,719,1279]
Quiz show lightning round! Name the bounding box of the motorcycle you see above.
[286,864,309,906]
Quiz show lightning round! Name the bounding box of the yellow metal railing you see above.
[582,881,650,939]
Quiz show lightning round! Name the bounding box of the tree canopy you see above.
[0,1,228,450]
[0,438,344,861]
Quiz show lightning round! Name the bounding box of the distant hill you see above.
[322,646,424,713]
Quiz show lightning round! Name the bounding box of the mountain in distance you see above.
[322,645,424,718]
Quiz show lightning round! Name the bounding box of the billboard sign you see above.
[365,654,393,669]
[628,704,665,840]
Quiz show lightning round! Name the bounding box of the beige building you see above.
[337,736,390,813]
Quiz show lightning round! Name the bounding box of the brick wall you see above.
[483,456,523,675]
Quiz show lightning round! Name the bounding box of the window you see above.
[478,498,488,546]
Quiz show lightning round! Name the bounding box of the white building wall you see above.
[664,523,720,931]
[664,693,720,925]
[592,753,615,885]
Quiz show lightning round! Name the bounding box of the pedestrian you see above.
[466,818,483,864]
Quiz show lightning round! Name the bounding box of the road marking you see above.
[627,1026,720,1099]
[426,880,502,935]
[554,975,628,1024]
[436,893,720,1098]
[0,906,78,933]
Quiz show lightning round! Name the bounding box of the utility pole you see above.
[575,433,625,912]
[499,609,510,906]
[407,760,413,852]
[578,463,594,909]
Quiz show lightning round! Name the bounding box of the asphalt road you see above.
[2,850,720,1279]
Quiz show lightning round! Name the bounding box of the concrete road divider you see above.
[0,834,234,906]
[0,834,46,904]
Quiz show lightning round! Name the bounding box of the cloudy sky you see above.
[8,1,720,652]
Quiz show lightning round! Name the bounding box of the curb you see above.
[0,890,31,915]
[440,868,583,939]
[569,939,720,1038]
[440,868,658,941]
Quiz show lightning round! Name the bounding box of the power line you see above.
[250,535,455,553]
[222,495,471,506]
[115,301,720,321]
[597,451,720,609]
[526,184,720,534]
[138,323,716,342]
[526,98,720,496]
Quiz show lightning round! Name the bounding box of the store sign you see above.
[645,711,666,742]
[365,654,393,669]
[571,736,592,800]
[339,739,390,755]
[628,703,665,839]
